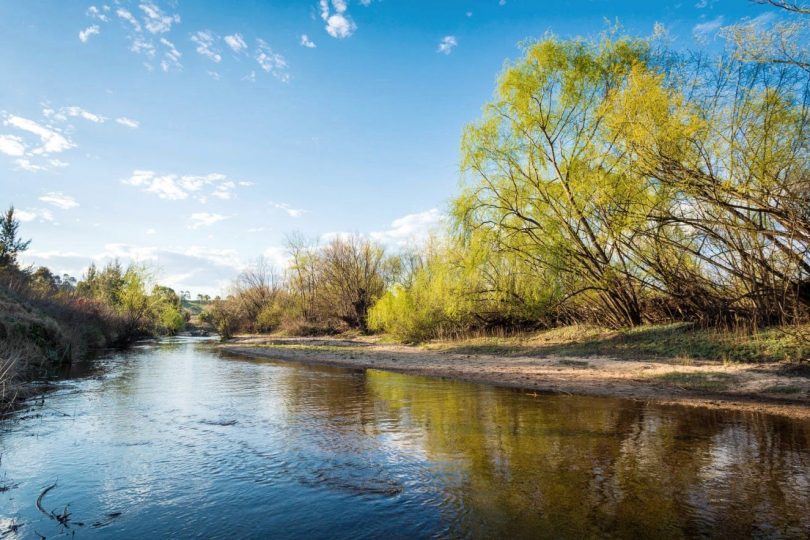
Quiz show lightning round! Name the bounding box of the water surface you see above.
[1,337,809,538]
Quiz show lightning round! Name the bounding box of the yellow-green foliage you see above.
[158,304,185,335]
[257,302,284,332]
[371,31,810,340]
[454,36,665,327]
[369,237,554,342]
[77,262,186,336]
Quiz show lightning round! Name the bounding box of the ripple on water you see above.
[1,338,809,539]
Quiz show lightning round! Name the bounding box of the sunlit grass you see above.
[425,323,810,364]
[652,371,737,391]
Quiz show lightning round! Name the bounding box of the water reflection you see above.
[0,339,808,539]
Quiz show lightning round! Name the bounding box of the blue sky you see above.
[0,0,775,295]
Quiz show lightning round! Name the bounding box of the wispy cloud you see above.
[191,30,221,62]
[437,35,457,54]
[87,5,110,22]
[116,117,140,129]
[159,37,182,71]
[15,208,55,222]
[122,170,249,202]
[370,208,444,247]
[189,212,228,229]
[44,106,106,123]
[693,16,724,40]
[270,201,306,217]
[14,159,49,173]
[39,192,79,210]
[319,0,356,39]
[224,33,247,53]
[255,39,289,82]
[4,115,74,155]
[116,7,142,32]
[79,25,100,43]
[0,135,26,157]
[300,34,316,48]
[108,4,183,71]
[139,2,181,34]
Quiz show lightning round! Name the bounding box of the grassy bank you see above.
[421,324,810,365]
[0,287,119,411]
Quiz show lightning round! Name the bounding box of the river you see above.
[1,337,809,538]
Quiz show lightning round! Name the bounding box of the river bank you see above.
[220,334,810,420]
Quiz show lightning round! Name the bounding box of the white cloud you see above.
[255,39,289,82]
[15,208,54,222]
[693,16,724,40]
[159,38,182,71]
[39,192,79,210]
[320,0,357,39]
[122,170,248,202]
[14,158,47,172]
[270,201,306,217]
[124,170,188,199]
[370,208,444,247]
[212,181,236,200]
[48,106,106,123]
[131,36,156,56]
[111,5,182,71]
[87,5,110,22]
[742,12,776,28]
[116,8,142,32]
[324,14,355,38]
[224,33,247,53]
[79,25,100,43]
[191,30,221,63]
[4,115,74,154]
[116,117,140,128]
[139,2,180,34]
[437,35,457,54]
[0,135,25,157]
[300,34,316,48]
[262,246,290,269]
[189,212,228,229]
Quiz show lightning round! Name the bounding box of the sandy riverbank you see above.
[220,335,810,421]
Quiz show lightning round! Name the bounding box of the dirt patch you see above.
[219,335,810,421]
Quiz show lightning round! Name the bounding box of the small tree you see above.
[0,206,31,268]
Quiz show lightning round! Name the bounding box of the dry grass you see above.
[423,323,810,364]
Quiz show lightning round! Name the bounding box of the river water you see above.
[1,337,809,538]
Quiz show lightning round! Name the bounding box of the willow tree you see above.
[609,50,810,324]
[454,37,664,327]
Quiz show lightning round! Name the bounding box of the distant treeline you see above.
[210,14,810,342]
[0,207,186,400]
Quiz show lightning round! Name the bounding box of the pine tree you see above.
[0,206,31,268]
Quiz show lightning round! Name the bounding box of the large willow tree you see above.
[454,37,664,327]
[611,53,810,324]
